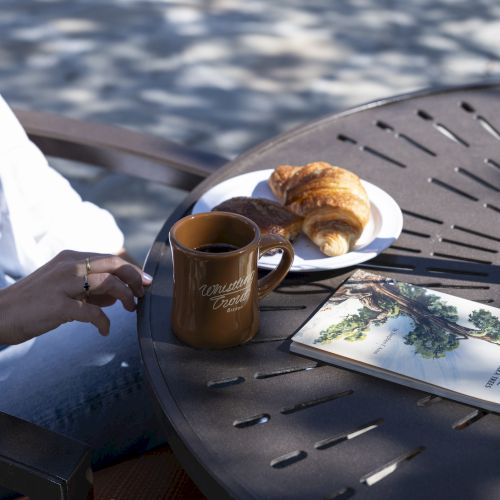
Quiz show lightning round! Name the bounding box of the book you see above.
[290,269,500,412]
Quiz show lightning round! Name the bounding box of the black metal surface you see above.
[139,82,500,500]
[0,410,92,499]
[16,108,228,191]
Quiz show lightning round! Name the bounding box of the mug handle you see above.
[257,234,294,300]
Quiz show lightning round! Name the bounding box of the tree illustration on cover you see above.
[315,270,500,359]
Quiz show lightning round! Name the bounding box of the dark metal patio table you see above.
[138,82,500,500]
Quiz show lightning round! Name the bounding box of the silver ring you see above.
[85,257,91,274]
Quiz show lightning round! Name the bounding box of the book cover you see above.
[290,269,500,412]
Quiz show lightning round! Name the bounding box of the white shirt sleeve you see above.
[0,95,124,277]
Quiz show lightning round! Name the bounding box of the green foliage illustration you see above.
[315,271,500,359]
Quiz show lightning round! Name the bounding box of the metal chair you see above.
[0,109,227,500]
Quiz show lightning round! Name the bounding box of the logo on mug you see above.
[199,271,255,312]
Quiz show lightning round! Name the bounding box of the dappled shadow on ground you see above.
[2,0,500,261]
[2,0,500,159]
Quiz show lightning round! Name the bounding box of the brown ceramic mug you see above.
[169,211,294,349]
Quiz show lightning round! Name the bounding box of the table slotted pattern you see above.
[140,83,500,500]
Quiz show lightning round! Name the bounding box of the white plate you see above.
[192,169,403,272]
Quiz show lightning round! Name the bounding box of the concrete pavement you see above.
[2,0,499,262]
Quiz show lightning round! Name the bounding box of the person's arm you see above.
[0,95,126,276]
[0,250,152,345]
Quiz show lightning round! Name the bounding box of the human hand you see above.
[0,250,153,344]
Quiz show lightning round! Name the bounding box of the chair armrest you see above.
[13,109,229,191]
[0,411,93,500]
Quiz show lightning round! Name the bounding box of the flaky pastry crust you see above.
[268,161,370,256]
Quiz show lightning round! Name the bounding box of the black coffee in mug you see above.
[195,243,239,253]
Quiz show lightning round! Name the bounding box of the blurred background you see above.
[2,0,500,262]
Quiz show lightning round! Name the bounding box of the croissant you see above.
[268,161,370,256]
